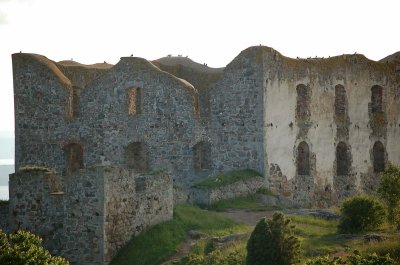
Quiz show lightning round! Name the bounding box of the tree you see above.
[338,195,386,233]
[378,164,400,225]
[246,212,300,265]
[0,229,69,265]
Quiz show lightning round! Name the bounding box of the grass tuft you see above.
[192,169,261,189]
[0,200,9,206]
[18,166,56,173]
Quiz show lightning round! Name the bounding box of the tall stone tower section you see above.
[210,47,266,176]
[13,54,75,171]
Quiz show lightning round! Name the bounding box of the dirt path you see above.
[221,209,274,226]
[159,208,318,264]
[159,237,197,265]
[159,209,274,264]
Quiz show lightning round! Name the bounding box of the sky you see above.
[0,0,399,134]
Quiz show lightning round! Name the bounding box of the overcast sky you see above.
[0,0,399,134]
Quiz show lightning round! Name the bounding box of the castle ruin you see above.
[4,46,400,264]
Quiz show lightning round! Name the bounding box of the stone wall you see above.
[11,47,400,210]
[8,167,173,265]
[12,53,206,190]
[103,169,173,264]
[210,47,266,175]
[0,202,9,232]
[262,46,400,206]
[190,176,267,205]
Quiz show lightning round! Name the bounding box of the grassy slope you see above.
[111,197,400,265]
[110,204,249,265]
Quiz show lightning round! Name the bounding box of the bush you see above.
[305,251,395,265]
[0,229,69,265]
[179,250,245,265]
[338,195,386,233]
[378,164,400,225]
[246,212,300,265]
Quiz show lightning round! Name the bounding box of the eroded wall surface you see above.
[262,48,400,206]
[8,168,173,265]
[12,54,206,189]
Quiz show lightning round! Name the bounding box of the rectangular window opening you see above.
[128,87,142,115]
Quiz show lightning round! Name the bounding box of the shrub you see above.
[0,229,69,265]
[179,250,245,265]
[378,164,400,225]
[246,212,300,265]
[304,255,346,265]
[305,252,394,265]
[338,195,386,233]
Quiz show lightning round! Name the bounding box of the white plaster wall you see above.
[264,63,398,190]
[264,76,302,181]
[386,83,400,165]
[347,71,376,186]
[307,77,336,186]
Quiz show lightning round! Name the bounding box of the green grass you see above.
[256,187,275,196]
[349,230,400,263]
[0,200,9,206]
[110,204,249,265]
[141,168,164,176]
[290,215,342,258]
[192,169,261,189]
[207,195,282,212]
[18,166,56,173]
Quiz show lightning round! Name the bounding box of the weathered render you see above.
[7,46,400,264]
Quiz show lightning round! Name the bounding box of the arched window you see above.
[297,141,310,175]
[126,142,149,172]
[193,141,211,171]
[64,143,83,175]
[335,85,346,116]
[373,141,385,173]
[336,142,349,175]
[371,85,383,114]
[128,87,142,115]
[296,84,311,119]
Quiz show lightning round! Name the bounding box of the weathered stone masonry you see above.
[9,168,172,265]
[7,46,400,264]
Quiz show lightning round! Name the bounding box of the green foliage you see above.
[0,200,9,205]
[192,169,261,189]
[178,249,245,265]
[19,166,56,173]
[141,168,164,176]
[256,187,275,196]
[111,204,247,265]
[0,229,69,265]
[351,234,400,264]
[179,254,205,265]
[246,212,301,265]
[378,164,400,224]
[305,251,394,265]
[338,196,386,233]
[305,255,347,265]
